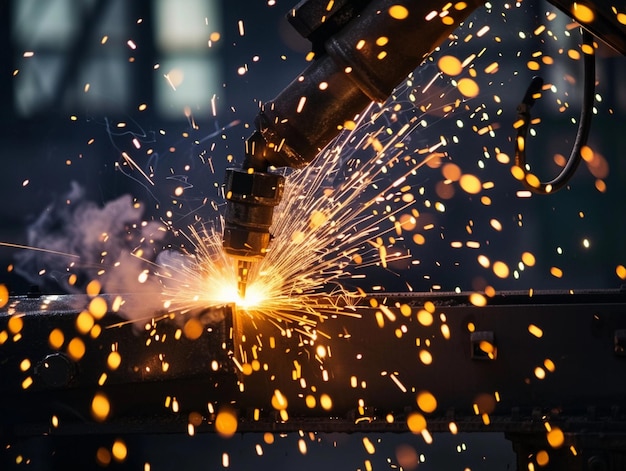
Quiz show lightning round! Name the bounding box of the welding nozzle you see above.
[222,147,284,298]
[236,259,252,299]
[222,167,284,257]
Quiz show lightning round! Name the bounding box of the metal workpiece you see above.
[34,353,77,389]
[506,432,626,471]
[0,295,239,433]
[3,290,626,436]
[247,289,626,421]
[4,290,626,468]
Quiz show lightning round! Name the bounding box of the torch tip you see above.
[236,259,252,299]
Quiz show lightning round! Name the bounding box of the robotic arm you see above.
[222,0,626,297]
[222,0,484,297]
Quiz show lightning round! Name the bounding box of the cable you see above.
[514,29,595,194]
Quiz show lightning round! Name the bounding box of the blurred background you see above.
[1,0,625,297]
[0,0,625,469]
[0,0,312,294]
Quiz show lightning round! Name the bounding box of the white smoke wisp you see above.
[14,182,168,318]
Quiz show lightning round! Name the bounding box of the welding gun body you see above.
[222,0,626,296]
[223,0,483,295]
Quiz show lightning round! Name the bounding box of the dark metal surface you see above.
[0,295,238,434]
[2,290,626,469]
[239,289,626,422]
[2,290,626,434]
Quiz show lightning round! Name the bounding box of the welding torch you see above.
[223,0,484,298]
[222,0,626,298]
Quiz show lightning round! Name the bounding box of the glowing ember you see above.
[107,351,122,370]
[0,284,8,308]
[388,5,409,20]
[111,439,128,462]
[547,427,565,448]
[91,392,111,422]
[406,412,427,433]
[48,328,64,349]
[438,55,463,76]
[215,407,238,438]
[416,391,438,413]
[528,324,543,338]
[67,337,86,361]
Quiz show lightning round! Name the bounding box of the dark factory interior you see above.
[1,0,626,469]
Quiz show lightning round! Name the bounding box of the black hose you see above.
[514,29,595,194]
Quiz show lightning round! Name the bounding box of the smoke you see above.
[15,182,167,308]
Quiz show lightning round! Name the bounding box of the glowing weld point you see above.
[237,259,251,299]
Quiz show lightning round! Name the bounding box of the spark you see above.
[120,152,155,186]
[155,226,353,329]
[3,4,622,467]
[0,242,80,259]
[155,73,456,331]
[163,73,177,91]
[389,373,407,392]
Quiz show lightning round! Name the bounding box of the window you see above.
[12,0,223,119]
[12,0,130,117]
[154,0,222,119]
